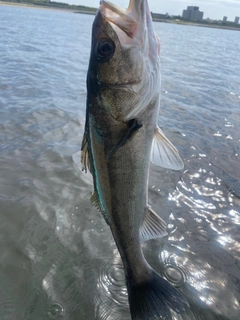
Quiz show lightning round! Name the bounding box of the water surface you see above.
[0,5,240,320]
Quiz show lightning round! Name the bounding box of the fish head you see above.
[87,0,161,121]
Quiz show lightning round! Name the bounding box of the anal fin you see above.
[140,206,168,242]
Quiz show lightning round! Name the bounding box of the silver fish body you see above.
[81,1,188,319]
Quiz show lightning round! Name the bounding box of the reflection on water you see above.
[95,256,130,320]
[0,4,240,320]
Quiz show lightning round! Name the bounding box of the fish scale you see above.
[81,0,188,319]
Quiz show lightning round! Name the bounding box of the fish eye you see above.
[97,38,115,61]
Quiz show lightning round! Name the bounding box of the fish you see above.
[81,0,189,319]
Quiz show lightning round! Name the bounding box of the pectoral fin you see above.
[151,127,184,170]
[109,119,142,157]
[140,206,168,242]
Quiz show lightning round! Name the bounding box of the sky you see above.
[65,0,240,21]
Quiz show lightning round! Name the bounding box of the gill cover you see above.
[98,0,161,121]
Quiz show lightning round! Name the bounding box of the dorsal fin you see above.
[140,206,168,242]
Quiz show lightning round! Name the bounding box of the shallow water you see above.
[0,5,240,320]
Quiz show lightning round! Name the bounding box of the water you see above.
[0,4,240,320]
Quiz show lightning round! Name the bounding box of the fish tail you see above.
[126,268,189,320]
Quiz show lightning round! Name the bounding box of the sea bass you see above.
[81,0,188,319]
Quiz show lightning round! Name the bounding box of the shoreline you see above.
[0,1,74,11]
[153,18,240,31]
[1,1,239,31]
[0,1,96,13]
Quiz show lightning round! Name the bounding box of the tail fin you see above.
[127,268,189,320]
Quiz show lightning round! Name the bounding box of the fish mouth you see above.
[96,0,161,120]
[99,0,149,40]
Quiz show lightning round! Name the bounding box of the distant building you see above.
[182,6,204,21]
[223,16,227,22]
[205,18,214,23]
[235,16,239,24]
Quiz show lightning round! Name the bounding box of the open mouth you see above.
[99,0,138,38]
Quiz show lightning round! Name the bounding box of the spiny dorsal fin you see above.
[81,132,92,173]
[151,126,184,171]
[140,206,168,242]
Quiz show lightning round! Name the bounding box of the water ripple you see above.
[95,261,130,320]
[0,5,240,320]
